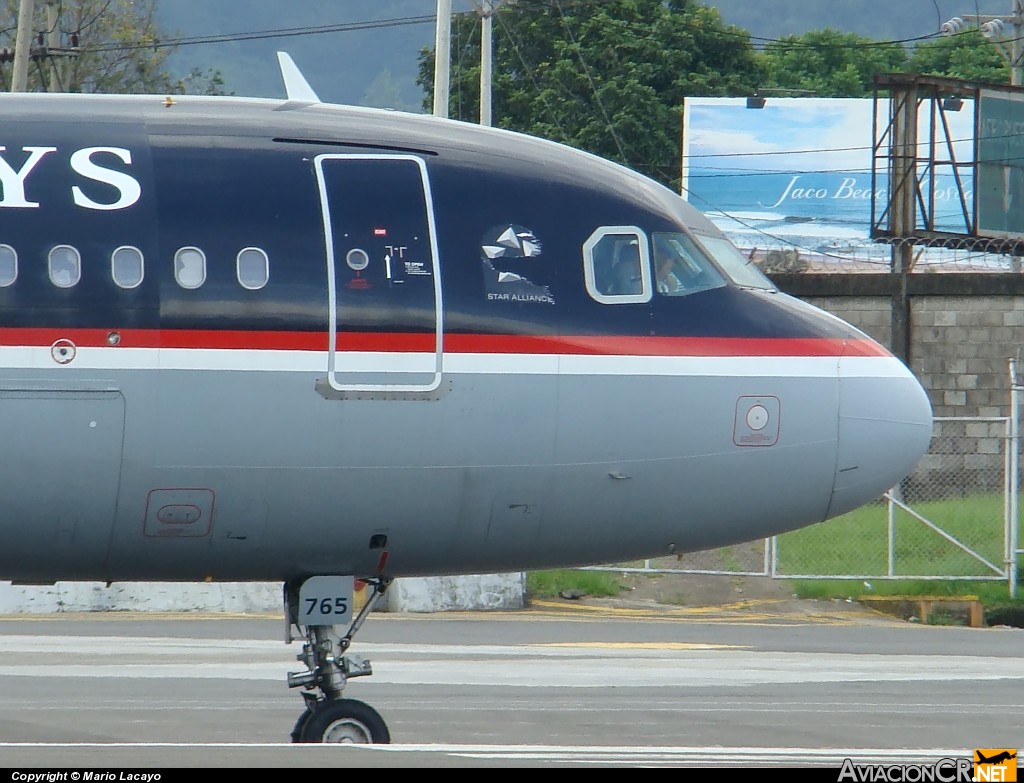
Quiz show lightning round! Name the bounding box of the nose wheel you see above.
[293,698,391,743]
[284,576,392,744]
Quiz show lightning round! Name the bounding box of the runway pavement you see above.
[0,599,1020,768]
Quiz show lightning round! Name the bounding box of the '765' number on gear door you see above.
[297,575,354,626]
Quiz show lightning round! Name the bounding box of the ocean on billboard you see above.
[681,97,979,265]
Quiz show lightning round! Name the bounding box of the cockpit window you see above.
[652,232,726,296]
[692,233,775,290]
[583,226,652,304]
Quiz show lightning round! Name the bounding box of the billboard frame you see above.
[872,73,1024,252]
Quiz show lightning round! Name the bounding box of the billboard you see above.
[977,88,1024,240]
[681,97,977,263]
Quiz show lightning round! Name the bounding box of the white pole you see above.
[433,0,452,118]
[11,0,35,92]
[1014,0,1024,86]
[887,490,896,577]
[480,3,492,126]
[1010,358,1020,598]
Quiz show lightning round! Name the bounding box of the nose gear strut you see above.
[283,576,392,743]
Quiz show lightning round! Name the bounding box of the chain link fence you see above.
[584,409,1020,594]
[576,234,1024,592]
[773,415,1012,582]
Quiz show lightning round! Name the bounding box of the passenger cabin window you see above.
[583,226,652,304]
[112,246,144,289]
[49,245,81,288]
[237,247,269,290]
[174,247,206,289]
[652,232,726,297]
[0,245,16,286]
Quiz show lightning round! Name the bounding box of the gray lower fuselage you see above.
[0,94,933,584]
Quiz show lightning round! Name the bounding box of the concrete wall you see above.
[0,581,282,614]
[805,293,1020,502]
[383,573,526,612]
[805,294,1023,418]
[0,574,526,615]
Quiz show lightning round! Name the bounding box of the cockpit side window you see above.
[583,226,652,304]
[652,232,727,297]
[692,232,775,290]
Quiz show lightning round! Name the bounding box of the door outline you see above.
[314,153,444,394]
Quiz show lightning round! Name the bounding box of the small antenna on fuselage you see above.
[276,52,320,108]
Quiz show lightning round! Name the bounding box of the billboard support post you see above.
[888,85,919,364]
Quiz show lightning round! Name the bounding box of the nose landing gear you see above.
[284,575,392,743]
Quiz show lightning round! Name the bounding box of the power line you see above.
[64,3,973,65]
[551,0,628,164]
[79,14,450,55]
[682,126,1024,162]
[493,9,570,140]
[507,0,949,50]
[679,183,890,264]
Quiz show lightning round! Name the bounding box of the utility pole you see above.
[888,86,919,364]
[11,0,34,92]
[940,0,1024,85]
[45,1,60,92]
[433,0,452,118]
[473,1,508,127]
[479,1,493,126]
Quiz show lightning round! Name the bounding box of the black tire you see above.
[298,698,391,744]
[290,708,312,743]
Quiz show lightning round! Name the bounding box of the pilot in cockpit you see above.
[655,243,684,295]
[610,240,643,295]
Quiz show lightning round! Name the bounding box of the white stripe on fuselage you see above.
[0,346,909,378]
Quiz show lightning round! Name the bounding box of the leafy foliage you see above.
[418,0,764,188]
[0,0,225,94]
[417,1,1024,194]
[907,32,1010,83]
[762,28,907,97]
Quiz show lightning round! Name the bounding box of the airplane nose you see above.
[826,349,934,519]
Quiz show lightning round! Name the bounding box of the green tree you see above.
[761,28,907,97]
[0,0,226,94]
[907,32,1009,84]
[417,0,764,188]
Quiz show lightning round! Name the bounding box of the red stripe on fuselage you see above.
[0,328,891,357]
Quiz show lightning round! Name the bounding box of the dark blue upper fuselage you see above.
[0,93,861,343]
